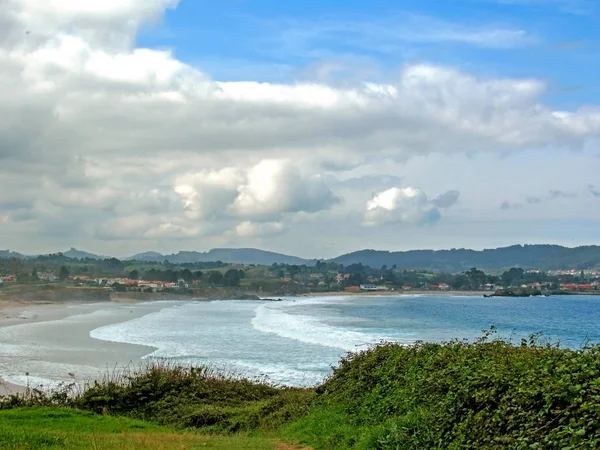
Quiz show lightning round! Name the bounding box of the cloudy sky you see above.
[1,0,600,258]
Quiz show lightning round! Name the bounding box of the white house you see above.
[360,284,378,291]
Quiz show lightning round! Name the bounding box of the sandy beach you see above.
[0,299,185,397]
[0,290,492,396]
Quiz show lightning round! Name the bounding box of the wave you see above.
[251,300,397,352]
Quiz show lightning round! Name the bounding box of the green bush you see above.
[295,331,600,449]
[5,332,600,449]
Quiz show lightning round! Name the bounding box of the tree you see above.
[288,265,301,280]
[59,266,70,281]
[16,271,30,284]
[464,268,488,290]
[180,269,193,284]
[193,271,203,281]
[501,268,525,287]
[128,270,139,280]
[223,269,244,287]
[31,267,38,281]
[383,270,396,284]
[208,271,224,285]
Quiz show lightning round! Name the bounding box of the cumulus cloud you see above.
[365,187,442,226]
[431,190,461,208]
[1,0,600,253]
[175,159,340,226]
[235,221,286,237]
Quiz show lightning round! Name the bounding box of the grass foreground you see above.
[0,407,280,449]
[3,329,600,449]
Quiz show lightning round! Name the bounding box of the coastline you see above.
[303,290,491,297]
[0,289,581,396]
[0,299,179,395]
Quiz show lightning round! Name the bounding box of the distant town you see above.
[1,251,599,297]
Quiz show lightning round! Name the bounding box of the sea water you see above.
[2,295,600,389]
[89,294,600,387]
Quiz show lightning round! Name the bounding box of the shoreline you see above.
[0,290,593,396]
[302,290,491,297]
[0,300,178,396]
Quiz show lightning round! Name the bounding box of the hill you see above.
[5,244,600,272]
[62,248,105,260]
[0,249,24,259]
[128,248,313,266]
[127,251,165,262]
[332,244,600,272]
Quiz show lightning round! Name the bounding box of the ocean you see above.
[91,294,600,386]
[2,295,600,389]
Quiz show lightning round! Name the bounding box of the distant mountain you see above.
[128,248,313,266]
[202,248,313,266]
[128,251,166,262]
[62,247,105,260]
[6,244,600,272]
[0,249,24,259]
[332,245,600,272]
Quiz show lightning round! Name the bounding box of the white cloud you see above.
[174,160,340,223]
[232,160,340,220]
[365,187,441,226]
[236,221,285,237]
[1,0,600,255]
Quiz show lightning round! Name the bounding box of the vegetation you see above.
[0,407,277,449]
[333,244,600,272]
[1,251,599,299]
[4,331,600,449]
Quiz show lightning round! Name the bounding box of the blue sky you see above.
[138,0,600,109]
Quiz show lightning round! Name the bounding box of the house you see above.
[1,275,16,282]
[345,285,360,292]
[560,283,595,291]
[360,284,378,291]
[438,283,451,290]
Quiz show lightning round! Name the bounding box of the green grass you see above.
[0,408,278,449]
[5,331,600,449]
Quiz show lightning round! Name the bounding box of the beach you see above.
[0,299,182,396]
[0,290,523,395]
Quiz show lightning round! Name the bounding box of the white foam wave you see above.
[251,301,394,352]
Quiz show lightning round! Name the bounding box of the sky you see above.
[1,0,599,259]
